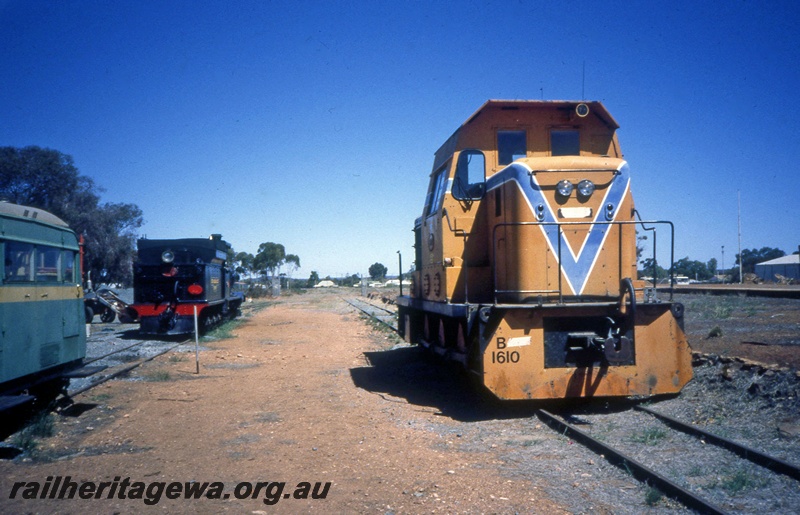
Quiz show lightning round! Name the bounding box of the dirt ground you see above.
[1,292,563,513]
[676,292,800,369]
[2,289,798,513]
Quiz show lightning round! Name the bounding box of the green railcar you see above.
[0,202,86,402]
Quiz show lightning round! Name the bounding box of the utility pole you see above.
[737,191,743,284]
[397,251,403,296]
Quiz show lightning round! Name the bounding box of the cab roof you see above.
[463,100,619,129]
[431,100,620,172]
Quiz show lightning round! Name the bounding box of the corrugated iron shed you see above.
[755,254,800,281]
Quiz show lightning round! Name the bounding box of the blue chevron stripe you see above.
[486,161,630,295]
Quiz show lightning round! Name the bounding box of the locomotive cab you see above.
[398,100,693,400]
[129,235,244,335]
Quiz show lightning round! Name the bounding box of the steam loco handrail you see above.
[491,219,675,304]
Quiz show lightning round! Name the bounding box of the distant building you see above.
[314,280,337,288]
[383,279,412,288]
[754,254,800,282]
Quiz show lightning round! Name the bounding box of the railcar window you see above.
[425,165,449,217]
[452,150,485,200]
[62,250,76,283]
[4,241,34,282]
[36,246,61,282]
[497,131,527,165]
[551,130,580,156]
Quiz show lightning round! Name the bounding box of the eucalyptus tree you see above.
[0,145,143,286]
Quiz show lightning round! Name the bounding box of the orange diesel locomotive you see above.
[396,100,692,400]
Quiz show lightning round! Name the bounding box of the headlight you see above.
[577,179,595,197]
[556,180,574,197]
[161,250,175,263]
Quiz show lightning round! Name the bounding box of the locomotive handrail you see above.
[491,219,675,305]
[633,209,675,297]
[528,168,619,189]
[441,208,468,238]
[441,208,472,303]
[528,167,621,174]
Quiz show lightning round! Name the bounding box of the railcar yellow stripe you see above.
[0,284,84,303]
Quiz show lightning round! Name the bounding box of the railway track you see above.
[64,328,192,398]
[344,297,398,331]
[82,339,150,366]
[0,329,190,444]
[345,294,800,512]
[67,339,189,398]
[538,404,800,513]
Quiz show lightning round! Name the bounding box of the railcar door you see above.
[33,245,63,369]
[60,248,83,336]
[34,243,83,368]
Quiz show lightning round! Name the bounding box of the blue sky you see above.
[2,0,798,278]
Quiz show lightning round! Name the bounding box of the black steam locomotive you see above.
[128,235,244,335]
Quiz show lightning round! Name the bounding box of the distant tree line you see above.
[638,246,788,283]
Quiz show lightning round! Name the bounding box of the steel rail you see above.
[67,339,189,398]
[82,339,148,365]
[343,297,398,332]
[535,409,728,515]
[357,298,397,316]
[635,405,800,481]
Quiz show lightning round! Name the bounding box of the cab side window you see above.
[425,166,449,217]
[497,131,527,165]
[452,150,485,200]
